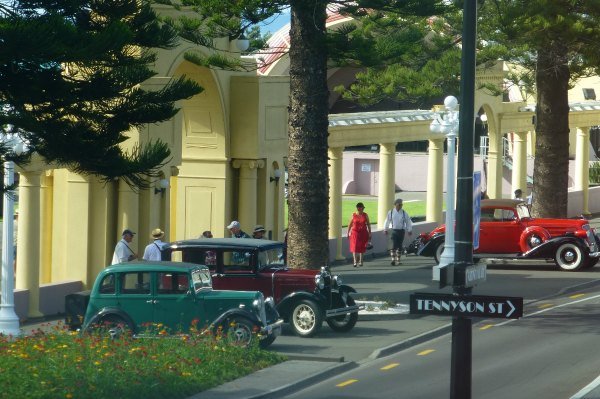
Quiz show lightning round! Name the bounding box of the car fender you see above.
[209,308,261,330]
[519,226,551,253]
[337,285,357,295]
[82,307,136,332]
[522,236,586,258]
[418,234,445,257]
[276,291,325,320]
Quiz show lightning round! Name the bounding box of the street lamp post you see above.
[0,131,24,336]
[430,96,459,279]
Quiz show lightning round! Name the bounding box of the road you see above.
[285,281,600,399]
[268,255,600,364]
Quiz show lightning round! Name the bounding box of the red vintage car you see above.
[161,238,360,337]
[411,199,600,271]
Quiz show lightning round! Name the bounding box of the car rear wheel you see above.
[326,294,358,333]
[433,241,445,264]
[89,315,133,339]
[221,317,256,347]
[290,299,323,338]
[554,242,586,271]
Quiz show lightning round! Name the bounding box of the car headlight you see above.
[315,274,325,290]
[332,275,342,289]
[253,294,267,325]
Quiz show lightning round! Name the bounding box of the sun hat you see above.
[227,221,240,229]
[253,225,266,233]
[151,228,164,239]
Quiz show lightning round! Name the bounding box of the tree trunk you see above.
[532,43,570,218]
[287,0,329,269]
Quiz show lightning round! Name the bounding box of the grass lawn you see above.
[285,197,442,228]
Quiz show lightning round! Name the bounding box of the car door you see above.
[477,207,523,253]
[211,249,262,293]
[116,271,154,329]
[153,271,197,332]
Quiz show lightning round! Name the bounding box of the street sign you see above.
[455,262,486,288]
[473,171,481,250]
[410,292,523,319]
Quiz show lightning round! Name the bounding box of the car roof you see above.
[481,199,525,207]
[105,261,207,272]
[165,238,283,250]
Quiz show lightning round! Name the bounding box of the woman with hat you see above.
[142,228,166,261]
[252,225,266,239]
[347,202,371,267]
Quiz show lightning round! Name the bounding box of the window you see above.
[99,274,115,294]
[120,272,151,294]
[157,272,190,294]
[223,250,252,272]
[257,248,285,269]
[583,88,596,100]
[492,208,516,221]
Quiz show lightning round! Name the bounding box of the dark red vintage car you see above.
[162,238,360,337]
[411,199,600,271]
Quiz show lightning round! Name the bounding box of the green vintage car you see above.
[80,261,282,347]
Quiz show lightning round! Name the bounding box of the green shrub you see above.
[590,161,600,184]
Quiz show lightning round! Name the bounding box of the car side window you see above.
[480,208,495,222]
[98,274,115,294]
[493,208,516,221]
[223,250,252,272]
[120,272,151,294]
[179,249,217,268]
[157,272,190,294]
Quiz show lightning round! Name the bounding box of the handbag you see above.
[366,241,374,250]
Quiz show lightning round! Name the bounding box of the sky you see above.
[258,9,290,35]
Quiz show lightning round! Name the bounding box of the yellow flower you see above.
[94,361,101,366]
[65,393,73,399]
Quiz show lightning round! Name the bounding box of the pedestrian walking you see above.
[348,202,371,267]
[384,199,413,265]
[112,229,137,264]
[142,228,166,261]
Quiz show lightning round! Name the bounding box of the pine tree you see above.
[160,0,448,268]
[0,0,202,189]
[476,1,600,218]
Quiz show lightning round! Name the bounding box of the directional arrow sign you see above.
[410,292,523,319]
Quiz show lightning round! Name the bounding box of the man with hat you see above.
[252,225,266,239]
[111,229,137,264]
[227,220,250,239]
[143,228,166,261]
[383,198,413,265]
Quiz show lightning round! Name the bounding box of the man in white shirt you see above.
[143,228,166,261]
[384,199,413,265]
[112,229,137,264]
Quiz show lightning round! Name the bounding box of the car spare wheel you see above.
[554,242,586,271]
[519,226,551,253]
[290,299,323,338]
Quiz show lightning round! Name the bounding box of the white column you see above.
[377,143,396,229]
[232,159,264,233]
[0,160,20,334]
[511,131,527,195]
[426,138,444,223]
[328,147,345,260]
[575,127,591,216]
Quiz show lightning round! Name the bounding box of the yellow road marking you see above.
[417,349,435,356]
[570,294,585,299]
[479,324,494,330]
[538,303,553,309]
[380,363,399,370]
[336,379,358,387]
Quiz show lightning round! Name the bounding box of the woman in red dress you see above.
[348,202,372,267]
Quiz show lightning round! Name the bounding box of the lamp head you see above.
[270,169,282,184]
[444,96,458,111]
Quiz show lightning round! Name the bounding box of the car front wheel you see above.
[433,241,445,264]
[87,315,133,339]
[326,294,358,332]
[290,299,323,337]
[554,242,586,271]
[221,317,256,347]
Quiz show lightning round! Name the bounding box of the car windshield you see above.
[516,203,531,219]
[257,247,285,270]
[191,269,212,292]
